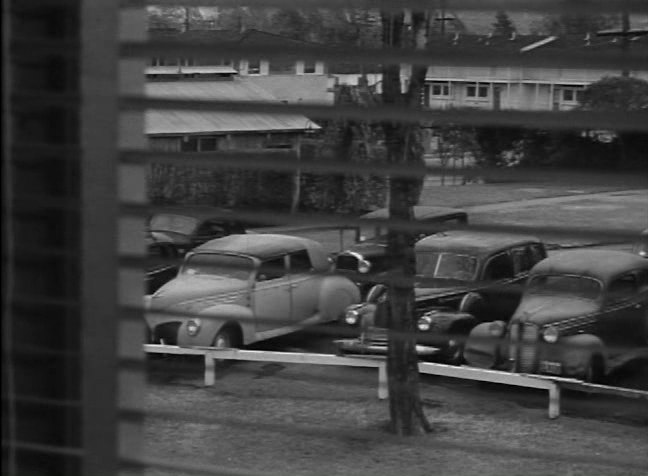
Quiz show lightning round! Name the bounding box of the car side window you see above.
[511,246,534,275]
[607,274,637,304]
[483,252,515,281]
[529,243,546,264]
[257,256,287,282]
[636,270,648,292]
[196,220,226,238]
[289,250,313,273]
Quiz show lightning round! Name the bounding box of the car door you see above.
[600,272,642,354]
[252,255,292,335]
[480,251,517,321]
[287,250,320,323]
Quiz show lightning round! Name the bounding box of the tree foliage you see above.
[580,76,648,111]
[541,12,615,35]
[492,11,516,37]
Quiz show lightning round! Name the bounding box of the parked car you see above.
[148,206,247,257]
[463,249,648,382]
[145,234,361,348]
[146,231,182,295]
[334,206,468,297]
[336,230,547,363]
[633,228,648,258]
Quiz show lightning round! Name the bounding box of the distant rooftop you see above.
[145,79,320,135]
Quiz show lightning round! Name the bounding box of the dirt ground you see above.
[134,356,648,476]
[133,179,648,476]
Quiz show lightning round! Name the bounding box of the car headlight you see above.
[488,321,505,337]
[358,259,372,274]
[542,325,559,343]
[417,315,432,332]
[344,304,364,325]
[186,319,201,336]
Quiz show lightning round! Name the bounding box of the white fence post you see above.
[548,383,561,419]
[204,353,215,386]
[378,363,388,399]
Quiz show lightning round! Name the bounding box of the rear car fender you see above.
[557,333,607,377]
[177,304,254,347]
[463,320,507,369]
[319,276,362,321]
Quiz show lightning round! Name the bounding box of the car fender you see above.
[319,276,361,321]
[556,333,607,377]
[458,292,484,314]
[366,284,388,303]
[177,304,254,347]
[463,320,506,369]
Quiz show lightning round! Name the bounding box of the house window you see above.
[466,83,489,99]
[269,59,296,74]
[431,82,451,97]
[248,59,261,74]
[199,137,219,151]
[180,136,199,152]
[303,61,316,74]
[561,88,583,104]
[265,134,293,149]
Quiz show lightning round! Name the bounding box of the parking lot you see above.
[138,182,648,476]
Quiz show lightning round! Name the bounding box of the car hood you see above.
[414,278,472,299]
[150,275,248,310]
[149,230,192,246]
[341,242,387,258]
[511,295,599,326]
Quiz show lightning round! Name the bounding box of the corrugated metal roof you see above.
[145,79,320,135]
[146,66,238,75]
[244,75,334,105]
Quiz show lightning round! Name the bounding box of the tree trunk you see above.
[290,136,302,213]
[381,10,432,436]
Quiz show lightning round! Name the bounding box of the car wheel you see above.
[445,342,465,366]
[212,327,238,349]
[212,327,240,366]
[583,355,604,384]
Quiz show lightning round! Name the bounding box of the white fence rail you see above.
[143,344,648,420]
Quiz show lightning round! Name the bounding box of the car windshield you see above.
[527,275,602,300]
[182,253,254,280]
[149,214,199,235]
[416,252,478,281]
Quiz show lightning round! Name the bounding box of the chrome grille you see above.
[518,323,540,373]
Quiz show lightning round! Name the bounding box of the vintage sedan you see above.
[463,249,648,382]
[334,206,468,297]
[145,231,181,295]
[633,228,648,258]
[148,206,248,256]
[145,234,361,348]
[336,230,547,362]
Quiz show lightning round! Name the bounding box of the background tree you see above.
[492,10,516,37]
[579,76,648,168]
[381,10,433,436]
[541,13,615,35]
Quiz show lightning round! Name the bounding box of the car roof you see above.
[415,230,541,256]
[531,249,648,282]
[192,233,328,269]
[360,206,467,221]
[150,206,238,222]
